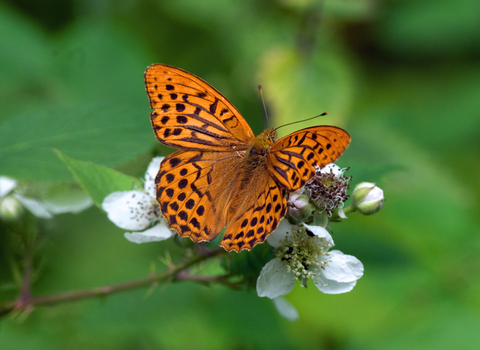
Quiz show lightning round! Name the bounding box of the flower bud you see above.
[0,195,24,221]
[287,192,312,224]
[352,182,384,215]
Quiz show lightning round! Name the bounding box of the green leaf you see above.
[0,18,156,182]
[0,4,51,107]
[0,102,153,182]
[55,150,142,208]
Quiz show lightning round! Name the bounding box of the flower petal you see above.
[42,187,93,214]
[13,194,53,219]
[320,163,341,176]
[314,277,357,294]
[102,191,157,230]
[145,157,164,199]
[303,223,333,245]
[266,219,292,248]
[0,177,17,198]
[321,250,364,283]
[124,222,173,243]
[257,259,295,299]
[272,297,299,322]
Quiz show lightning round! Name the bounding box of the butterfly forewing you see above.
[267,126,351,191]
[145,64,254,151]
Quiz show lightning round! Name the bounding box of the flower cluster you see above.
[257,164,364,301]
[254,164,385,319]
[101,158,384,320]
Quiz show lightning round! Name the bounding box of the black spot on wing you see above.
[209,98,218,114]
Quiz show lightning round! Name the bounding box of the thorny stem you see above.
[0,248,225,318]
[175,271,245,290]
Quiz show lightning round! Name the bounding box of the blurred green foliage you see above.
[1,0,480,349]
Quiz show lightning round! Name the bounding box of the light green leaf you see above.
[56,150,142,208]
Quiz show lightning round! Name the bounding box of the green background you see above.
[1,0,480,349]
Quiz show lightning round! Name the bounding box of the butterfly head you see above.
[247,128,275,155]
[265,128,277,144]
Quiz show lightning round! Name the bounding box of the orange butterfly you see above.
[145,64,350,252]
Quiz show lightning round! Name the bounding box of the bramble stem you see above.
[0,248,224,317]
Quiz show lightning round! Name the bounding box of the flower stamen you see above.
[274,225,331,284]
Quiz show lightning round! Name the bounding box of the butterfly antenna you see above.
[258,85,269,124]
[273,112,328,132]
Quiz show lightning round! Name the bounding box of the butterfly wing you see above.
[146,65,351,252]
[145,64,254,151]
[157,149,245,243]
[267,126,350,191]
[220,167,287,252]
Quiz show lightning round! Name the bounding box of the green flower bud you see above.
[352,182,384,215]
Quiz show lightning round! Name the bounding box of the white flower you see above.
[1,176,50,219]
[0,176,92,220]
[257,221,363,299]
[101,157,175,243]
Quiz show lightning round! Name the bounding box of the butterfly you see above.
[145,64,350,252]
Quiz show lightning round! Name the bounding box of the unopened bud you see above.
[352,182,384,215]
[0,195,24,221]
[287,192,313,224]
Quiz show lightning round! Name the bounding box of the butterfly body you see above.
[145,64,350,252]
[244,129,275,170]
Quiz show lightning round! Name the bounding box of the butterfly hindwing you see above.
[145,64,254,151]
[156,149,244,243]
[267,126,351,191]
[220,168,287,252]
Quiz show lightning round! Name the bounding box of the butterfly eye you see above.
[267,129,276,143]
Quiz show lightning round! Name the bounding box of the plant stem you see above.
[0,248,224,317]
